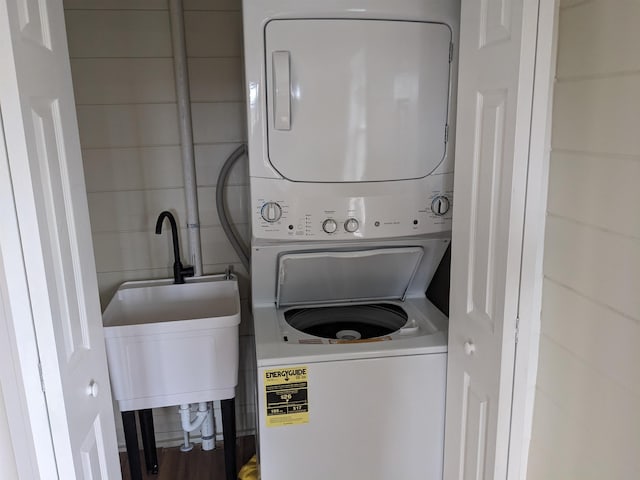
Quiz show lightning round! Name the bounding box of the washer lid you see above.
[276,247,424,307]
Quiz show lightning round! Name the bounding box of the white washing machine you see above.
[251,238,450,479]
[242,0,459,478]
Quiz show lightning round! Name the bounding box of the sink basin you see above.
[102,274,241,411]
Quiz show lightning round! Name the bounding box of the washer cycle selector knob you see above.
[260,202,282,223]
[431,196,451,216]
[344,218,359,233]
[322,219,338,234]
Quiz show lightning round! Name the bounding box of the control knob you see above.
[260,202,282,223]
[431,196,450,216]
[322,219,338,234]
[344,218,359,233]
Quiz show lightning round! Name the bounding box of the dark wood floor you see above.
[120,436,255,480]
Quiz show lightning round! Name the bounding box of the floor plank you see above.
[120,436,256,480]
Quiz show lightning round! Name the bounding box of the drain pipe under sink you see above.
[179,403,215,451]
[169,0,203,276]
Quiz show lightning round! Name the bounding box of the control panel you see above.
[251,174,454,240]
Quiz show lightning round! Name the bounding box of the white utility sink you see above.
[102,274,241,411]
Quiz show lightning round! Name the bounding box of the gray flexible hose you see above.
[216,144,250,272]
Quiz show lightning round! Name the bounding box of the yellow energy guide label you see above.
[264,366,309,427]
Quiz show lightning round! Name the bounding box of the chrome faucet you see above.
[155,211,194,284]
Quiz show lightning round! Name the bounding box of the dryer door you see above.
[265,19,452,183]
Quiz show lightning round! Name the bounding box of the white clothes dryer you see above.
[243,0,460,242]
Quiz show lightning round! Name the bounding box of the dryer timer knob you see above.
[261,202,282,223]
[431,196,450,216]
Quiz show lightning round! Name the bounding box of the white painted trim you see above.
[0,110,58,479]
[507,1,559,478]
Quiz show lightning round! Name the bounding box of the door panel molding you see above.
[445,0,548,478]
[480,0,513,47]
[0,0,121,477]
[0,105,56,479]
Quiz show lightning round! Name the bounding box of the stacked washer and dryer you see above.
[242,1,459,478]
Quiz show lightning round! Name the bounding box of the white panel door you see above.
[265,19,452,182]
[445,0,540,478]
[0,0,121,478]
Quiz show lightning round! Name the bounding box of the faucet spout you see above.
[155,211,194,284]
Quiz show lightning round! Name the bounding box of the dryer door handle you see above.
[464,341,476,356]
[272,50,291,130]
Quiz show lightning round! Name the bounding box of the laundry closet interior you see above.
[66,0,455,456]
[4,0,553,478]
[64,0,255,445]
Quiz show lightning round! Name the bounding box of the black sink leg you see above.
[122,411,142,480]
[138,409,159,474]
[221,398,237,480]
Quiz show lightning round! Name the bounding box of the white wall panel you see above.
[184,12,243,57]
[92,229,190,273]
[559,0,590,7]
[64,0,167,10]
[547,152,640,239]
[544,215,640,321]
[87,189,186,233]
[553,74,640,156]
[76,104,180,148]
[71,59,176,105]
[557,0,640,78]
[83,146,184,193]
[188,58,244,102]
[529,1,640,477]
[191,102,246,144]
[529,391,634,480]
[195,143,248,186]
[200,225,246,266]
[541,279,639,396]
[532,339,640,479]
[197,185,249,227]
[183,0,240,10]
[65,10,171,58]
[526,395,562,479]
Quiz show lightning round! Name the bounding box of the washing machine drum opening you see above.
[284,303,408,340]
